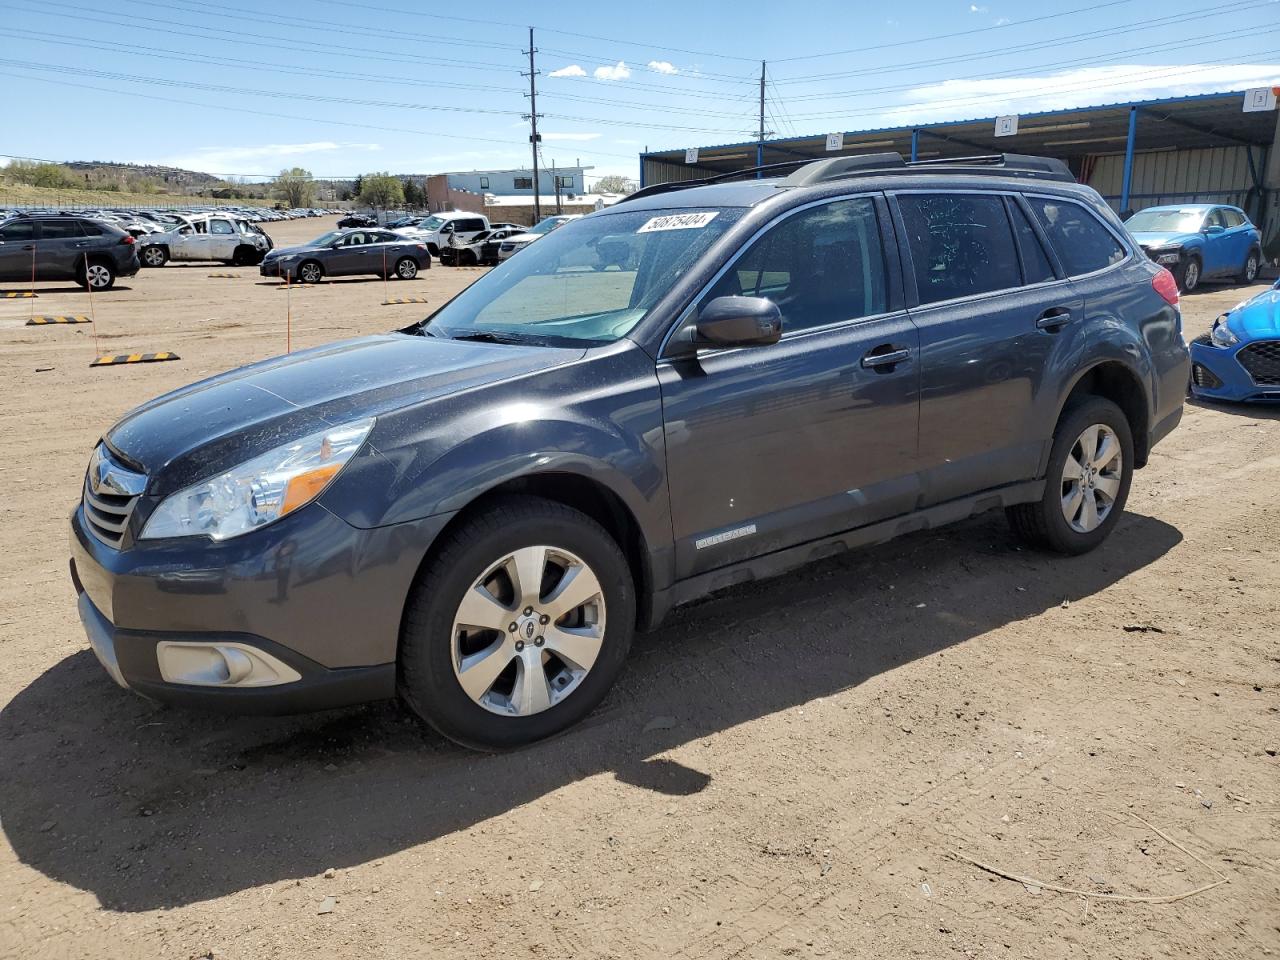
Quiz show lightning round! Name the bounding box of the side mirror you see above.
[692,296,782,349]
[1204,225,1225,235]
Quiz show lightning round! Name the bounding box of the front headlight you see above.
[1209,318,1239,348]
[140,418,374,541]
[1153,248,1182,266]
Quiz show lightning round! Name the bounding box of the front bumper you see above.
[69,501,451,713]
[1188,337,1280,402]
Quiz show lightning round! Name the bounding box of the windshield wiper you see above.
[450,330,533,345]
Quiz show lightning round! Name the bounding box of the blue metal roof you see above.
[642,89,1265,159]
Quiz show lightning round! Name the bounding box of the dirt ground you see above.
[0,217,1276,960]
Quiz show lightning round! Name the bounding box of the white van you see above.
[394,211,489,259]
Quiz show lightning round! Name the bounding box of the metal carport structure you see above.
[639,90,1280,257]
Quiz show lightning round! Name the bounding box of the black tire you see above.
[395,256,418,280]
[78,258,116,291]
[399,495,635,750]
[463,250,478,267]
[1176,255,1201,293]
[297,260,324,284]
[141,245,168,268]
[1006,397,1134,555]
[1239,247,1261,284]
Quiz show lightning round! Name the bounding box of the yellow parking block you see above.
[90,351,180,367]
[26,315,92,325]
[1,291,37,299]
[381,297,430,305]
[208,272,240,278]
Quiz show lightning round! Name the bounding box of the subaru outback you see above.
[69,153,1188,749]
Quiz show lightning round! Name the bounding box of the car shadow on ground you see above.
[0,286,133,295]
[1187,397,1280,420]
[0,510,1181,912]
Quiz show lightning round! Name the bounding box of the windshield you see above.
[309,231,345,247]
[1126,209,1206,234]
[424,208,741,345]
[419,215,446,231]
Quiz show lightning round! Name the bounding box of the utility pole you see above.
[523,27,542,223]
[756,60,768,178]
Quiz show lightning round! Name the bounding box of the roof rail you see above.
[783,152,1074,186]
[616,159,813,206]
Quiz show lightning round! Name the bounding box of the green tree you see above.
[402,178,422,207]
[358,172,403,209]
[273,167,315,207]
[591,175,635,195]
[3,160,76,189]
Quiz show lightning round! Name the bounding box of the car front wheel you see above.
[1177,256,1201,293]
[398,496,635,750]
[297,260,324,284]
[1006,397,1134,555]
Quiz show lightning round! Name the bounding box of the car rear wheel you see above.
[1006,397,1134,555]
[79,259,116,291]
[141,246,168,268]
[395,257,418,280]
[1177,256,1201,293]
[398,495,635,750]
[1240,248,1260,284]
[298,260,324,284]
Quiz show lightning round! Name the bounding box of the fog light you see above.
[156,641,302,687]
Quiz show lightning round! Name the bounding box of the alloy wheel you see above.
[1184,260,1199,291]
[450,545,606,717]
[1245,255,1259,283]
[397,259,417,279]
[1061,423,1123,533]
[300,263,321,283]
[86,264,111,289]
[143,248,165,266]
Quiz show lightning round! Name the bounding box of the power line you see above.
[771,0,1270,83]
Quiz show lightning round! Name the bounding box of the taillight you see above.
[1152,268,1178,307]
[120,234,135,245]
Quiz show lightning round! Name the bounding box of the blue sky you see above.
[1,0,1277,185]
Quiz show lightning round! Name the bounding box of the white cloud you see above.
[549,64,587,78]
[647,60,679,75]
[876,63,1280,127]
[994,16,1010,24]
[541,132,603,141]
[968,4,988,12]
[159,141,380,172]
[594,61,632,81]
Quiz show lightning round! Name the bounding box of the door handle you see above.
[21,244,34,251]
[1036,308,1073,331]
[861,347,912,369]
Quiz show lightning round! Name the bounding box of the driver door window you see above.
[702,197,888,334]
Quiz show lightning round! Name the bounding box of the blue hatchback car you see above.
[1190,279,1280,402]
[1125,203,1262,293]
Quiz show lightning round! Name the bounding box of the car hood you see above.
[263,243,327,259]
[105,333,585,495]
[1130,231,1199,249]
[1225,288,1280,340]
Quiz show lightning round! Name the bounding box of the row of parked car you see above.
[337,210,582,265]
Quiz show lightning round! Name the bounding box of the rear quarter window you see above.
[896,193,1022,305]
[1027,197,1125,277]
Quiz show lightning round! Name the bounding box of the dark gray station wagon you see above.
[70,154,1189,749]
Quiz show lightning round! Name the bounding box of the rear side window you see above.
[209,219,235,235]
[1009,201,1055,285]
[1223,209,1247,228]
[704,197,887,334]
[1026,197,1125,277]
[39,219,84,239]
[897,193,1021,304]
[80,221,104,236]
[458,219,485,231]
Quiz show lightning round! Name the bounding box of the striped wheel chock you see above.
[26,315,92,325]
[208,272,240,278]
[381,297,430,305]
[1,291,37,299]
[90,351,180,367]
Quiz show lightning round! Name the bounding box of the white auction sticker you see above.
[636,211,719,233]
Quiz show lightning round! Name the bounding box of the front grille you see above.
[81,445,146,548]
[1238,340,1280,385]
[82,478,138,547]
[1191,363,1222,389]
